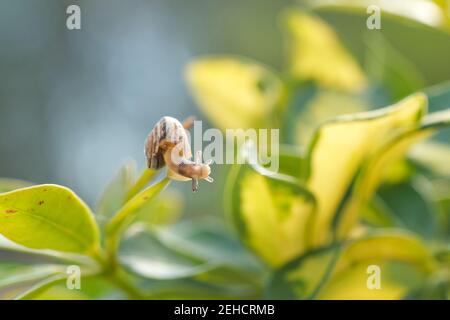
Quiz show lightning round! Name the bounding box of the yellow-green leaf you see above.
[317,232,435,299]
[336,109,450,238]
[0,184,100,255]
[186,56,285,129]
[283,10,367,92]
[305,93,427,247]
[267,245,341,299]
[226,159,316,267]
[267,231,434,299]
[296,91,369,146]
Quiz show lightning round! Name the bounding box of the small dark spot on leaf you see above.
[143,196,149,201]
[43,188,48,192]
[256,77,273,94]
[4,209,17,214]
[38,200,44,205]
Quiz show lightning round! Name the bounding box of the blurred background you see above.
[0,0,449,215]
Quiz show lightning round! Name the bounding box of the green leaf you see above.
[135,189,183,226]
[186,56,285,129]
[0,178,33,193]
[276,146,307,179]
[424,81,450,142]
[308,3,450,87]
[409,142,450,177]
[0,263,69,300]
[96,160,136,219]
[35,275,116,300]
[317,232,434,299]
[365,33,425,101]
[426,81,450,114]
[0,234,96,266]
[307,0,450,30]
[377,179,438,239]
[267,231,434,299]
[32,285,90,300]
[283,9,367,92]
[336,108,450,238]
[140,278,260,299]
[406,274,450,300]
[14,274,67,300]
[106,177,170,242]
[119,227,216,280]
[225,154,316,267]
[0,184,101,256]
[305,92,427,246]
[361,195,397,228]
[0,263,64,289]
[266,245,341,299]
[154,219,264,274]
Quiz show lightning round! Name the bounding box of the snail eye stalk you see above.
[205,176,214,183]
[192,178,199,192]
[191,151,202,192]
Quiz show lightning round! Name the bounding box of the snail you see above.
[145,116,213,192]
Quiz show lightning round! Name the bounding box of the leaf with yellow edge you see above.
[225,156,316,268]
[296,90,369,146]
[267,231,435,299]
[186,56,285,130]
[317,232,435,300]
[305,93,427,247]
[336,109,450,238]
[283,9,367,92]
[266,244,341,299]
[0,185,100,256]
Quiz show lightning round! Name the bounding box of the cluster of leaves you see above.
[0,4,449,300]
[0,168,266,299]
[185,6,450,299]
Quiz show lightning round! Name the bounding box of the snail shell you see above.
[145,116,192,170]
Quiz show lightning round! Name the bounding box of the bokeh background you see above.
[0,0,449,215]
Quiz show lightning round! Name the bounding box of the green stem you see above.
[105,169,159,262]
[125,168,157,201]
[106,267,146,300]
[308,246,342,300]
[102,169,170,299]
[106,178,170,261]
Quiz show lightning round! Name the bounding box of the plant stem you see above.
[104,169,158,262]
[101,169,168,299]
[125,168,157,201]
[106,267,146,300]
[105,176,170,264]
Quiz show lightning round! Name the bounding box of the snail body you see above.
[145,116,213,192]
